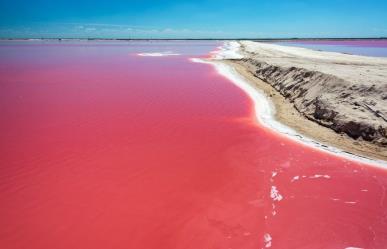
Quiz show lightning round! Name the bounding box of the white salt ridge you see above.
[292,175,330,182]
[270,186,283,202]
[137,51,180,57]
[191,42,387,169]
[330,198,358,204]
[263,233,272,248]
[309,174,331,179]
[213,41,244,60]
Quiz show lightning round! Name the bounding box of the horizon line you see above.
[1,37,387,41]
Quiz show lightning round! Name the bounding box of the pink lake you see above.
[0,40,387,249]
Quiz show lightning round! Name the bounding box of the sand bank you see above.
[197,41,387,166]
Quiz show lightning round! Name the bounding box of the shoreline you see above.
[192,42,387,168]
[223,60,387,163]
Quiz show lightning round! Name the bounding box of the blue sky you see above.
[1,0,387,38]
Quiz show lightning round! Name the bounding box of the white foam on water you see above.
[191,42,387,169]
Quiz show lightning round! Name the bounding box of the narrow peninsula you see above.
[221,41,387,161]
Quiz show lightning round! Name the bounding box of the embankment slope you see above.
[226,41,387,160]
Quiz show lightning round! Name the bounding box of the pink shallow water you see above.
[0,41,387,249]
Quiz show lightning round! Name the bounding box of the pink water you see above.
[1,41,387,249]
